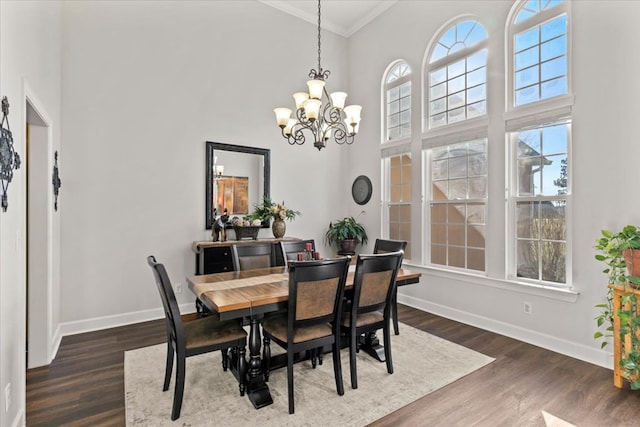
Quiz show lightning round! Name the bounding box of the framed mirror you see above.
[206,141,270,229]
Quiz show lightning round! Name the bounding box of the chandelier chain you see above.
[317,0,322,73]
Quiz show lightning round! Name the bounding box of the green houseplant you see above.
[325,213,368,253]
[594,225,640,389]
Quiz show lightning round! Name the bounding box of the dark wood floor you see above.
[26,305,640,426]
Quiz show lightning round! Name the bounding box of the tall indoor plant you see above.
[325,212,368,253]
[594,225,640,389]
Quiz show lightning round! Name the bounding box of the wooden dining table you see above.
[187,264,421,409]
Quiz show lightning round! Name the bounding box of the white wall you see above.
[347,0,640,367]
[59,0,350,328]
[0,1,62,425]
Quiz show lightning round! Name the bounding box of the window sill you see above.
[402,262,580,302]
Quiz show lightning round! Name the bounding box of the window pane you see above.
[431,222,446,244]
[467,225,485,247]
[388,87,399,100]
[467,50,487,71]
[516,202,539,239]
[448,107,465,123]
[467,84,486,104]
[541,57,566,81]
[515,85,540,105]
[467,101,486,118]
[518,157,541,196]
[541,15,566,42]
[467,248,485,271]
[431,82,446,99]
[448,93,465,110]
[468,176,487,198]
[515,27,539,52]
[448,59,465,78]
[448,75,465,94]
[388,100,399,115]
[467,67,486,88]
[517,240,539,279]
[431,98,446,115]
[541,203,566,240]
[431,244,446,264]
[515,47,539,71]
[541,241,566,283]
[540,154,567,196]
[448,246,466,268]
[541,35,566,61]
[541,76,567,99]
[432,181,447,200]
[515,65,539,90]
[431,67,446,85]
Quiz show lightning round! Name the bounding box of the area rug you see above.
[125,324,494,426]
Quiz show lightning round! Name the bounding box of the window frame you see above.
[383,60,412,144]
[506,0,571,112]
[423,18,489,132]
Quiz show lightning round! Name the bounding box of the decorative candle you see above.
[297,253,304,261]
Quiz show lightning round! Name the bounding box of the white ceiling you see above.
[259,0,398,38]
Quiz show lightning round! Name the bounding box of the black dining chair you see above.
[261,257,350,414]
[231,242,282,271]
[341,251,403,389]
[147,255,248,421]
[373,239,407,335]
[280,239,316,262]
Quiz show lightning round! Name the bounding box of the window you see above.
[507,0,571,287]
[429,139,487,271]
[384,153,412,259]
[512,0,568,106]
[427,20,488,129]
[511,121,569,284]
[385,61,411,141]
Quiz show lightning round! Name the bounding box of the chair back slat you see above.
[147,256,185,346]
[231,243,277,271]
[280,239,316,261]
[373,238,407,254]
[351,251,404,316]
[287,258,350,331]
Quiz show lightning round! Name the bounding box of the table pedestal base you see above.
[360,332,385,362]
[246,377,273,409]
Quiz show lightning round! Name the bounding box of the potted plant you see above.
[325,212,368,253]
[594,225,640,389]
[249,196,300,238]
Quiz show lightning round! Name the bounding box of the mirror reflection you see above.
[206,142,270,229]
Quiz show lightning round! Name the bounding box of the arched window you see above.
[384,61,411,141]
[426,20,488,129]
[510,0,568,106]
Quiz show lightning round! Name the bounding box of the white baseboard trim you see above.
[55,303,196,350]
[398,294,613,370]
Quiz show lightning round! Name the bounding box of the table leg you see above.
[245,317,273,408]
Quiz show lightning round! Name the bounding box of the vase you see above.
[272,219,286,238]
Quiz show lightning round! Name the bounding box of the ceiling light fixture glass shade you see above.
[274,0,362,151]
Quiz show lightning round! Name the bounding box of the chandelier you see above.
[274,0,362,151]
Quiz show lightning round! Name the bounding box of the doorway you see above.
[25,98,53,368]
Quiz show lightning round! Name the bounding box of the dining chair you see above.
[373,239,407,335]
[261,257,350,414]
[280,239,316,262]
[147,255,248,421]
[231,242,281,271]
[341,251,403,389]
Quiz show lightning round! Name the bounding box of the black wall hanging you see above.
[0,96,21,212]
[52,150,61,211]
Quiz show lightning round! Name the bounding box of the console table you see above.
[191,237,300,275]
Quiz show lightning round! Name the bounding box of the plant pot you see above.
[272,219,286,238]
[623,249,640,287]
[339,239,357,253]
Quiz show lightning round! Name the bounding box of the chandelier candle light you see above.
[274,0,362,151]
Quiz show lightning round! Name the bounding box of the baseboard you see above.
[398,294,613,370]
[56,303,196,344]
